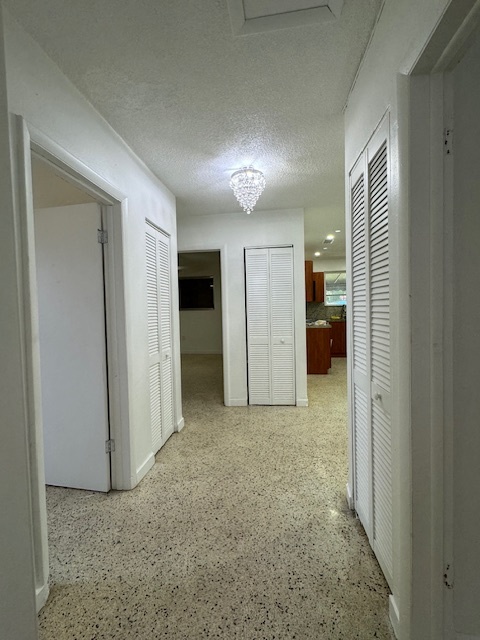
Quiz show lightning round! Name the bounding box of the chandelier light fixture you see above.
[229,166,266,215]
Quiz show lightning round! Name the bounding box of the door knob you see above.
[374,392,382,401]
[281,338,285,344]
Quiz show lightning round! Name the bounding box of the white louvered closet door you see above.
[368,135,392,586]
[349,117,392,590]
[146,222,174,454]
[245,246,295,406]
[245,248,271,405]
[270,247,295,405]
[350,159,372,534]
[158,232,174,443]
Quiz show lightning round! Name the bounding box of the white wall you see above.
[4,9,183,478]
[179,252,223,355]
[177,209,308,406]
[344,1,457,639]
[313,257,346,272]
[1,10,183,631]
[0,7,38,638]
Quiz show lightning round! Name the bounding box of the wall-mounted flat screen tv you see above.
[179,276,214,310]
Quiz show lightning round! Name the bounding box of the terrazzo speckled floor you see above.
[39,355,394,639]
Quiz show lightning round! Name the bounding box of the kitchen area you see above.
[305,260,347,374]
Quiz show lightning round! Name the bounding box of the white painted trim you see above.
[101,202,133,490]
[135,453,155,485]
[176,417,185,432]
[35,582,49,613]
[225,398,248,407]
[389,595,400,639]
[14,115,134,610]
[296,398,308,407]
[29,125,125,204]
[26,121,133,492]
[346,483,354,510]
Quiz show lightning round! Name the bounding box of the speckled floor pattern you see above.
[39,355,394,639]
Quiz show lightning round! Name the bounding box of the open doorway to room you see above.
[178,251,224,407]
[31,157,112,493]
[21,136,130,615]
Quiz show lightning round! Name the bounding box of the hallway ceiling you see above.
[5,0,382,259]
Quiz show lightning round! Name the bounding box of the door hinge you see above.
[105,439,115,453]
[444,563,454,589]
[97,229,108,244]
[444,128,453,156]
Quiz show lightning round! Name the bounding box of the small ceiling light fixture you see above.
[326,234,335,241]
[335,229,341,233]
[314,251,321,257]
[229,166,266,215]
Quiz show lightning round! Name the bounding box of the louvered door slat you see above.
[369,141,390,394]
[351,174,368,376]
[354,387,370,526]
[146,230,159,357]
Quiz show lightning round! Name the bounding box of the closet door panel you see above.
[246,249,271,405]
[245,246,295,406]
[158,233,174,441]
[146,225,163,453]
[350,163,372,537]
[368,136,393,587]
[270,247,295,405]
[146,222,174,453]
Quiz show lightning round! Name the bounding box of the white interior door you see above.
[245,246,295,406]
[349,118,393,589]
[350,161,372,534]
[35,203,110,492]
[367,136,393,585]
[146,222,174,453]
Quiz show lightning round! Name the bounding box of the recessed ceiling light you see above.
[335,229,341,233]
[326,234,335,241]
[323,247,328,250]
[314,251,321,257]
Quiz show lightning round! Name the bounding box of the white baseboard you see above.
[225,398,247,406]
[176,417,185,432]
[135,453,155,485]
[346,483,354,509]
[36,582,50,612]
[296,398,308,407]
[389,594,400,639]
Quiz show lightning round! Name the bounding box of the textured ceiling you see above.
[5,0,382,258]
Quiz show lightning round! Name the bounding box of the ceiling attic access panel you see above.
[227,0,344,35]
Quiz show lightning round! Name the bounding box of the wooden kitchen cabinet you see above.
[313,272,324,302]
[306,327,331,374]
[330,321,346,357]
[305,260,313,302]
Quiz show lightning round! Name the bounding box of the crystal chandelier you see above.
[229,166,266,215]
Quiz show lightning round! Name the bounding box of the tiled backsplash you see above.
[306,302,346,321]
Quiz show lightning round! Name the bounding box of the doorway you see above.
[15,118,132,613]
[178,251,224,406]
[32,157,111,492]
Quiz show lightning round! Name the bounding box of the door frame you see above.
[406,3,480,638]
[14,115,132,611]
[177,247,229,404]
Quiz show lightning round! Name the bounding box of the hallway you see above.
[39,356,393,639]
